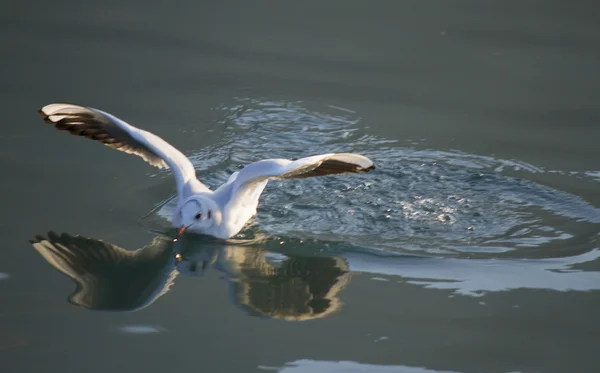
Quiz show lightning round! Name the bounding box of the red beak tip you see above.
[177,225,189,238]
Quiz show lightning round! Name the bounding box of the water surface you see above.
[1,1,600,373]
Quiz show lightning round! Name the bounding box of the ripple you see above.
[146,98,600,259]
[345,249,600,296]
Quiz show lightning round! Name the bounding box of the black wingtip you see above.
[29,231,62,243]
[37,107,49,120]
[37,106,54,124]
[352,163,375,174]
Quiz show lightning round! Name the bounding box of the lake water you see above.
[1,1,600,372]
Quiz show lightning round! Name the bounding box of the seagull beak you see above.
[173,225,189,242]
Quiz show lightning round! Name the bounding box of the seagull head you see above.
[175,195,221,238]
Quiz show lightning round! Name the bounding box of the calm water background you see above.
[1,1,600,372]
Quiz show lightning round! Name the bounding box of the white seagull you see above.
[38,103,376,240]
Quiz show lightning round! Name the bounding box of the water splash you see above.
[144,98,600,259]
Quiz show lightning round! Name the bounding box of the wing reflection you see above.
[216,247,350,321]
[30,231,178,311]
[30,229,600,319]
[30,232,351,320]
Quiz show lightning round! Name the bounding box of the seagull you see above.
[38,103,376,240]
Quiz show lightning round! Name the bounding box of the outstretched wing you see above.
[38,103,209,193]
[30,231,178,311]
[228,153,374,188]
[215,153,374,213]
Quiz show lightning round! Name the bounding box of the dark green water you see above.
[1,1,600,372]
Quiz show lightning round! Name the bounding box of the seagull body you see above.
[38,104,375,239]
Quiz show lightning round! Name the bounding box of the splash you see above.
[144,98,600,259]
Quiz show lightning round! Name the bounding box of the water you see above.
[2,1,600,372]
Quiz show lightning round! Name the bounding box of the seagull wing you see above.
[38,103,209,193]
[30,231,178,311]
[216,153,375,208]
[229,153,374,188]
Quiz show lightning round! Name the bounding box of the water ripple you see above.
[147,98,600,259]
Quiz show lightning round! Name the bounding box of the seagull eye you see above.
[207,210,212,219]
[195,213,202,220]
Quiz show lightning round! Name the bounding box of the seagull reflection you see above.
[30,231,178,311]
[213,247,350,321]
[30,231,351,320]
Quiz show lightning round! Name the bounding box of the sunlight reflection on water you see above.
[117,325,165,334]
[258,359,473,373]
